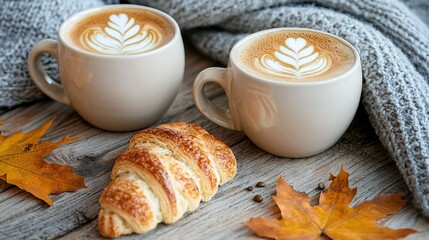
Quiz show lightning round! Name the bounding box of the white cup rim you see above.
[230,27,361,86]
[58,4,181,59]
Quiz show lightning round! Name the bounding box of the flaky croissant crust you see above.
[98,122,237,238]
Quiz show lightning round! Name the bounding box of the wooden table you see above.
[1,42,428,240]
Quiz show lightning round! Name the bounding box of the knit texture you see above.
[403,0,429,25]
[0,0,118,108]
[127,0,429,216]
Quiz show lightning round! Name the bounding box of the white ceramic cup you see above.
[28,5,184,131]
[193,28,362,158]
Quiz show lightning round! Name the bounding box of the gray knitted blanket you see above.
[1,0,429,218]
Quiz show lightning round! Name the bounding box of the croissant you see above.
[98,122,237,238]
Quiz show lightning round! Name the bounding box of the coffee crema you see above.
[235,30,356,82]
[68,8,174,55]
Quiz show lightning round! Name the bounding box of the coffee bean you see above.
[245,186,253,191]
[256,181,265,187]
[317,182,325,190]
[253,195,263,202]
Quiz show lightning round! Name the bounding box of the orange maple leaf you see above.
[0,118,85,206]
[244,167,417,240]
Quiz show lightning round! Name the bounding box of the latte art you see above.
[68,8,174,56]
[255,38,332,78]
[235,30,356,82]
[81,14,161,55]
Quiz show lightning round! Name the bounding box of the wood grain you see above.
[1,44,428,240]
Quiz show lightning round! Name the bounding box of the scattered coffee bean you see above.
[317,182,325,190]
[245,186,254,191]
[256,181,265,187]
[253,195,263,202]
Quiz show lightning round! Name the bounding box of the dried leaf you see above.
[0,118,85,206]
[244,167,417,240]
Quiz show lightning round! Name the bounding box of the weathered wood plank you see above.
[0,97,243,239]
[1,43,428,240]
[0,45,239,239]
[59,108,429,240]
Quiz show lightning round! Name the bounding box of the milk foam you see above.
[81,13,160,55]
[255,38,332,78]
[68,8,174,56]
[236,31,355,82]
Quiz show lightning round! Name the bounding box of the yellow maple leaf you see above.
[0,118,85,206]
[244,167,417,240]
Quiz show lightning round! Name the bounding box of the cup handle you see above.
[28,39,70,105]
[193,67,241,131]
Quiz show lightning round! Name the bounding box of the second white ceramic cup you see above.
[28,5,184,131]
[193,28,362,158]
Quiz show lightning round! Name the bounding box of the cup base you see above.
[249,136,341,158]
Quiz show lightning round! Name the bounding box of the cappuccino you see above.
[235,30,355,82]
[68,8,174,55]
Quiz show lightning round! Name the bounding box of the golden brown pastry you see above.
[98,122,237,238]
